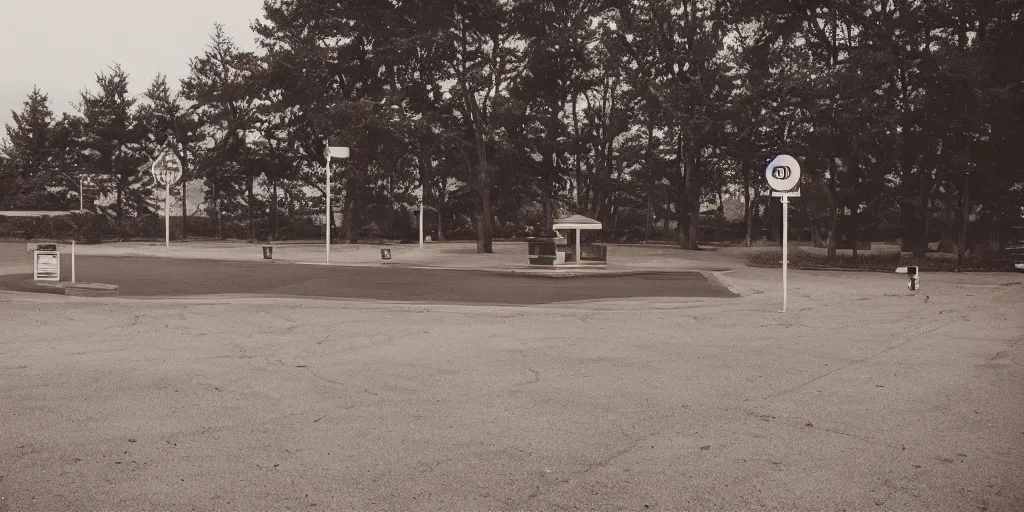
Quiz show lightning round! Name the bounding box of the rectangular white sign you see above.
[34,250,60,281]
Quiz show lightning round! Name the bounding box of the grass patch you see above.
[748,247,1020,272]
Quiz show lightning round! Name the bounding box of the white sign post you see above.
[324,144,350,263]
[765,154,801,313]
[151,149,183,248]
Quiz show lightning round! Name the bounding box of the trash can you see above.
[262,245,274,260]
[527,237,557,266]
[380,248,392,261]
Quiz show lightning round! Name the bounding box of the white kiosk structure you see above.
[552,214,605,265]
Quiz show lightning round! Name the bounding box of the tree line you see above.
[1,0,1021,255]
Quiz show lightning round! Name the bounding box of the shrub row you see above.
[0,213,330,243]
[747,247,1020,272]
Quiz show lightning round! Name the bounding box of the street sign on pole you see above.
[329,146,350,159]
[766,154,800,194]
[765,154,801,313]
[324,143,350,263]
[151,149,183,248]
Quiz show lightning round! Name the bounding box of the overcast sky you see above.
[1,0,265,131]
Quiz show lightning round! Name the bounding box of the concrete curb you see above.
[382,264,726,278]
[747,262,1023,274]
[63,282,120,297]
[701,270,750,297]
[745,262,896,273]
[272,259,732,277]
[24,280,119,297]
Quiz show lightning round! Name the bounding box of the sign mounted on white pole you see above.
[151,149,183,248]
[765,154,801,313]
[328,146,350,159]
[766,154,801,196]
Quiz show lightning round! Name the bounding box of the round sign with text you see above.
[765,154,800,192]
[151,149,183,187]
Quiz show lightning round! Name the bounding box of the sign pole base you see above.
[165,182,171,248]
[326,158,331,264]
[781,195,788,313]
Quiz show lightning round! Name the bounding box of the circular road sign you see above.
[765,154,800,192]
[151,149,183,187]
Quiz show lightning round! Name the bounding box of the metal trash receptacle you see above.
[527,237,557,265]
[262,245,273,260]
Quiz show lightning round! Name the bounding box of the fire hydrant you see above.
[907,266,920,290]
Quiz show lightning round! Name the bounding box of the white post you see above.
[326,154,332,264]
[576,228,581,266]
[781,195,789,313]
[165,181,171,247]
[71,240,76,283]
[419,185,424,249]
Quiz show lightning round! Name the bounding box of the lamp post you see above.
[419,183,424,249]
[958,169,971,272]
[60,171,92,211]
[76,176,95,211]
[390,105,425,249]
[324,143,350,264]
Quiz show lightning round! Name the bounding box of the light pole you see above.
[76,176,95,211]
[419,183,424,249]
[60,171,91,211]
[958,169,971,272]
[390,105,425,249]
[324,143,350,263]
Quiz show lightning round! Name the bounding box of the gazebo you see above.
[527,214,607,266]
[553,214,601,264]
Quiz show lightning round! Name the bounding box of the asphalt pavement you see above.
[0,255,735,304]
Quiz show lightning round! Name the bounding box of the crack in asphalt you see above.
[762,318,960,401]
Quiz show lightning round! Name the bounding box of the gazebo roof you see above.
[553,214,602,230]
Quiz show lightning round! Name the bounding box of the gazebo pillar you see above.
[551,214,603,266]
[575,228,581,265]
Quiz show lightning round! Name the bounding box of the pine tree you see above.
[182,24,261,240]
[78,64,154,221]
[0,87,64,210]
